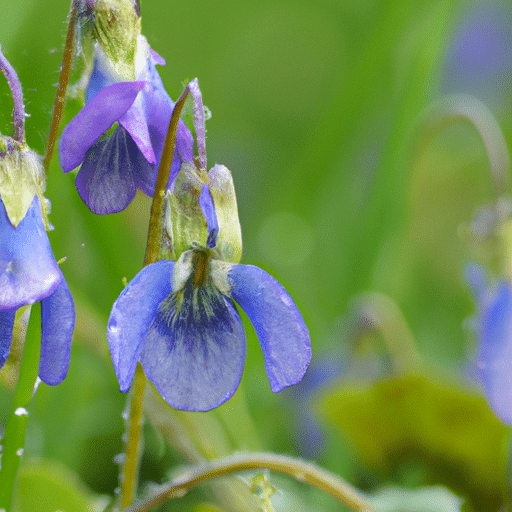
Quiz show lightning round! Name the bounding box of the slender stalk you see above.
[119,86,192,507]
[0,46,26,143]
[43,0,77,173]
[0,304,42,511]
[120,364,146,507]
[144,86,191,266]
[123,452,375,512]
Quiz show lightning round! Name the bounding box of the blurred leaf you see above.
[320,372,509,511]
[369,485,463,512]
[13,458,108,512]
[192,504,226,512]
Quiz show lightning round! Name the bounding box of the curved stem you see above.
[144,86,191,266]
[0,304,42,511]
[43,0,77,173]
[123,452,375,512]
[0,46,26,143]
[120,85,192,507]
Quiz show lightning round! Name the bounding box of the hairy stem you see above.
[0,46,26,143]
[43,0,77,173]
[144,86,191,266]
[0,304,42,511]
[123,452,375,512]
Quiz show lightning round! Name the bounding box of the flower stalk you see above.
[119,84,191,507]
[0,304,42,511]
[0,46,26,144]
[43,0,78,173]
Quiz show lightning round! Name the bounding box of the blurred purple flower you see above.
[466,263,512,424]
[59,37,193,214]
[0,195,75,385]
[441,4,512,107]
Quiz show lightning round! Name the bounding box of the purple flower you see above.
[0,194,75,385]
[108,172,309,411]
[466,264,512,423]
[59,36,193,214]
[107,247,311,411]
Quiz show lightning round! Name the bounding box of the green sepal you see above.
[92,0,141,81]
[0,137,46,228]
[166,162,243,263]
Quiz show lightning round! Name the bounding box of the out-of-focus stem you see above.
[123,452,375,512]
[0,304,41,511]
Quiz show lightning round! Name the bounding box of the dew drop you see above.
[14,407,28,416]
[113,453,126,465]
[16,448,24,456]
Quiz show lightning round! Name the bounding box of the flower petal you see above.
[0,309,15,369]
[119,92,155,165]
[140,280,246,411]
[228,264,311,392]
[0,196,61,310]
[86,57,115,104]
[107,260,175,392]
[199,184,219,248]
[39,275,75,385]
[59,81,146,173]
[75,125,153,214]
[479,282,512,423]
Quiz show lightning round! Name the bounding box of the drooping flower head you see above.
[59,0,193,214]
[107,80,311,410]
[0,49,75,384]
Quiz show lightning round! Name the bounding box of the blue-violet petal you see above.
[107,260,175,391]
[0,196,61,311]
[59,81,145,173]
[479,282,512,424]
[140,278,246,411]
[39,275,75,385]
[228,264,311,392]
[0,309,15,369]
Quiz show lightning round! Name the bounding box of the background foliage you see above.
[2,0,512,510]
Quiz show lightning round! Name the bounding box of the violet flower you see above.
[59,10,193,214]
[107,80,311,410]
[0,193,75,385]
[107,191,311,411]
[0,48,75,385]
[466,263,512,424]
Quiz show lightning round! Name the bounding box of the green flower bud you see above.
[0,136,47,227]
[92,0,141,81]
[165,162,242,263]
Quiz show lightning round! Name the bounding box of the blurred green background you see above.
[2,0,512,510]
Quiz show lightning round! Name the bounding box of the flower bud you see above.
[91,0,141,81]
[0,136,46,227]
[165,162,242,263]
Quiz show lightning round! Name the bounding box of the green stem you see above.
[43,0,77,173]
[123,452,375,512]
[144,87,191,266]
[119,86,191,508]
[0,303,42,511]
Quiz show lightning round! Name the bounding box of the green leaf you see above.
[320,373,509,510]
[13,458,108,512]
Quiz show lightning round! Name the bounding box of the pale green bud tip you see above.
[0,136,46,227]
[92,0,141,80]
[165,162,243,263]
